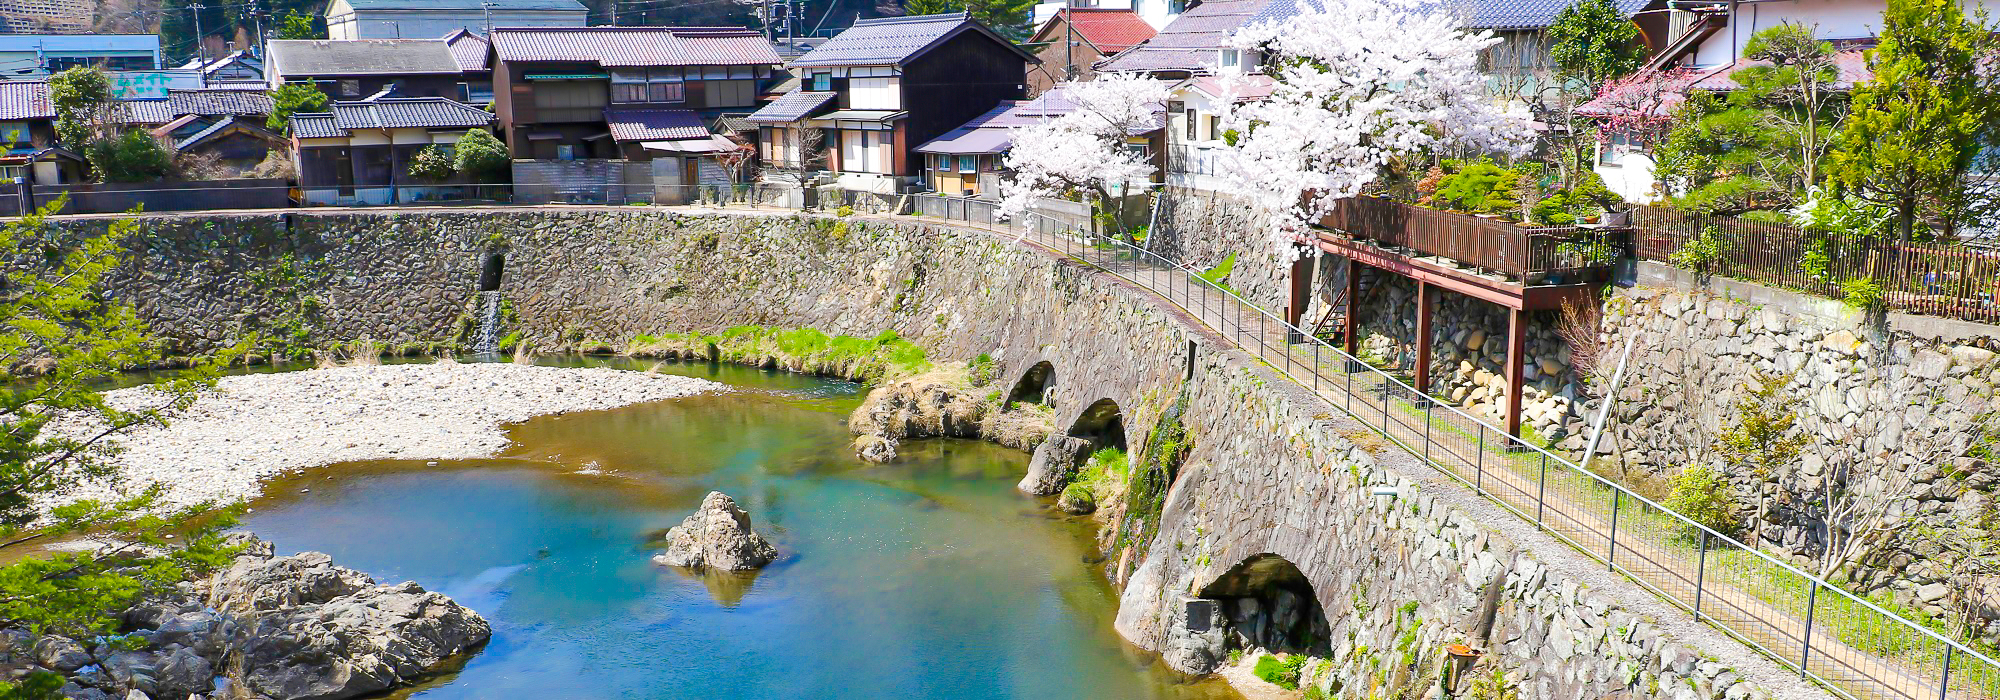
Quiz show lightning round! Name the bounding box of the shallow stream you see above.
[239,360,1240,699]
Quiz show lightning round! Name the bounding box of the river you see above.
[238,359,1241,699]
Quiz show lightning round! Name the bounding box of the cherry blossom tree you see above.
[999,72,1170,241]
[1213,0,1535,250]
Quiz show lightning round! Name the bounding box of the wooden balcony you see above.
[1309,195,1630,311]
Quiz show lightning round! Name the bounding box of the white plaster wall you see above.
[1686,0,1990,67]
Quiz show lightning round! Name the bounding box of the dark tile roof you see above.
[269,39,463,77]
[346,0,583,10]
[790,12,1035,67]
[443,28,491,72]
[0,81,52,120]
[1095,0,1273,73]
[112,98,174,125]
[168,88,274,117]
[293,96,493,137]
[173,115,281,151]
[604,108,708,141]
[491,26,781,67]
[291,113,343,139]
[1035,9,1156,53]
[745,89,837,122]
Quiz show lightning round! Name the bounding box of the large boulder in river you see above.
[848,370,988,462]
[210,546,492,700]
[1019,435,1091,496]
[652,491,779,571]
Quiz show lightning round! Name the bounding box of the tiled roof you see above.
[168,88,274,117]
[1095,0,1272,73]
[745,89,837,122]
[916,84,1162,154]
[1177,74,1275,102]
[269,39,463,77]
[604,108,707,141]
[293,96,493,137]
[1688,48,1871,91]
[0,81,52,120]
[346,0,583,10]
[291,113,343,139]
[112,98,174,124]
[491,26,781,67]
[1037,9,1155,53]
[1247,0,1646,31]
[790,12,1035,67]
[443,28,491,72]
[173,115,280,152]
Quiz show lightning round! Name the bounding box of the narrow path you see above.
[938,215,1981,700]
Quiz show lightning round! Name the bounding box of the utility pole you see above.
[190,3,205,75]
[482,2,493,37]
[1063,0,1074,82]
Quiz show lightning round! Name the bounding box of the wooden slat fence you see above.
[1635,205,2000,323]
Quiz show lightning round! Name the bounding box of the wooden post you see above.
[1343,257,1361,357]
[1414,280,1433,395]
[1505,306,1527,438]
[1287,252,1313,329]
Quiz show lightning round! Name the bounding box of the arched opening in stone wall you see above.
[1067,398,1127,451]
[1199,554,1331,656]
[1006,361,1055,408]
[479,253,505,292]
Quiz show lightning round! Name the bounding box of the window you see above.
[1208,116,1221,141]
[958,155,975,172]
[850,76,899,110]
[649,81,685,103]
[1220,50,1238,69]
[0,165,23,182]
[0,121,27,147]
[338,79,361,97]
[613,68,685,104]
[1184,110,1197,140]
[811,72,831,91]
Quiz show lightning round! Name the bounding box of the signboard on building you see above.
[108,70,201,99]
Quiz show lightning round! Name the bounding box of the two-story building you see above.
[0,81,82,184]
[269,38,492,103]
[0,34,160,78]
[325,0,586,41]
[751,12,1037,193]
[914,84,1164,197]
[489,26,782,162]
[1025,8,1154,97]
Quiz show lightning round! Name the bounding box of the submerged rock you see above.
[1020,435,1091,496]
[652,492,779,571]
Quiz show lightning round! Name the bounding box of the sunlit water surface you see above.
[239,359,1239,700]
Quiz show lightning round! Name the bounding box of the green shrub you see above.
[407,144,454,181]
[1665,463,1739,536]
[1302,685,1327,700]
[86,129,171,183]
[1434,163,1522,217]
[1198,252,1237,292]
[968,352,995,387]
[1059,482,1095,509]
[1668,225,1727,274]
[836,205,855,217]
[1841,276,1884,311]
[452,129,510,181]
[1252,654,1307,689]
[1529,191,1575,226]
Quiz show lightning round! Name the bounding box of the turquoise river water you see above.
[237,360,1241,699]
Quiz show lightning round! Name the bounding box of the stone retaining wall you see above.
[64,208,1796,699]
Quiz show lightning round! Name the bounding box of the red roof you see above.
[1037,9,1156,54]
[491,26,781,67]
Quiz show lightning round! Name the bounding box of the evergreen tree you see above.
[1548,0,1646,93]
[47,66,109,151]
[0,201,246,694]
[1829,0,2000,242]
[267,83,331,134]
[1654,25,1846,215]
[275,10,324,40]
[901,0,1034,41]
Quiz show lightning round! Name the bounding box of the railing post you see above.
[1535,452,1548,525]
[1941,645,1954,700]
[1475,429,1485,494]
[1423,400,1432,462]
[1608,489,1620,570]
[1313,342,1320,391]
[1801,581,1818,675]
[1693,530,1708,619]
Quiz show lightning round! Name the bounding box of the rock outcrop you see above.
[8,535,489,700]
[1019,435,1091,496]
[652,492,779,571]
[846,370,989,463]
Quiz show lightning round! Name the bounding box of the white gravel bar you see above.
[56,362,725,508]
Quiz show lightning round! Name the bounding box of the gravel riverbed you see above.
[54,362,726,508]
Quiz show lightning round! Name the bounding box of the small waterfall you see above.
[471,291,503,354]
